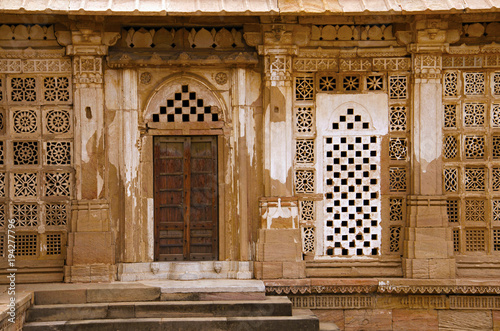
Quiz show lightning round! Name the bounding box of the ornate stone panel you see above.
[442,66,500,255]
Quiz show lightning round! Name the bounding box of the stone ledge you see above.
[264,278,500,295]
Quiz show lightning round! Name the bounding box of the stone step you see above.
[33,285,161,305]
[26,297,292,322]
[23,315,319,331]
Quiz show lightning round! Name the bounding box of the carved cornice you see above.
[265,281,500,295]
[0,47,66,59]
[107,51,258,68]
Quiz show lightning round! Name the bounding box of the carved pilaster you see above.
[402,20,457,278]
[61,21,121,283]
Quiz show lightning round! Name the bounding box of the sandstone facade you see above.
[0,2,499,329]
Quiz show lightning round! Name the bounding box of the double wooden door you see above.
[154,136,218,261]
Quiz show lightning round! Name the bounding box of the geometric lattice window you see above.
[389,226,401,253]
[46,141,71,165]
[465,199,485,222]
[13,203,38,227]
[389,106,407,132]
[444,135,458,159]
[444,168,459,192]
[494,73,500,96]
[153,85,220,123]
[444,104,457,128]
[493,136,500,159]
[13,109,37,134]
[492,104,500,127]
[319,76,336,92]
[324,135,381,257]
[15,234,37,256]
[44,172,71,197]
[0,173,4,198]
[343,76,360,91]
[0,141,4,165]
[453,229,460,252]
[0,78,3,102]
[11,77,36,102]
[43,77,70,102]
[366,75,383,91]
[464,135,485,159]
[465,167,486,192]
[464,72,485,96]
[296,140,314,163]
[447,199,459,222]
[492,168,500,191]
[494,229,500,251]
[295,170,314,193]
[295,107,314,134]
[302,227,315,254]
[389,167,406,192]
[45,203,68,226]
[389,198,403,222]
[13,141,39,165]
[0,204,5,228]
[463,103,485,127]
[14,172,37,197]
[465,229,486,252]
[45,109,71,134]
[46,233,62,255]
[493,200,500,222]
[0,234,3,257]
[300,200,314,223]
[295,77,314,100]
[389,76,407,99]
[389,138,407,160]
[444,71,458,97]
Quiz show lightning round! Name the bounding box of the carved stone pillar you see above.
[253,30,305,279]
[402,19,459,279]
[58,21,120,282]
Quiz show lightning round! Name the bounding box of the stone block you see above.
[72,232,114,265]
[259,229,301,243]
[414,228,448,242]
[405,259,429,278]
[261,243,301,262]
[493,310,500,331]
[68,265,91,283]
[87,286,160,303]
[283,262,306,279]
[393,309,438,331]
[429,258,456,279]
[345,309,392,331]
[34,289,87,305]
[90,264,115,282]
[438,310,492,331]
[107,304,136,319]
[413,240,450,259]
[311,310,344,330]
[74,209,110,232]
[261,262,283,279]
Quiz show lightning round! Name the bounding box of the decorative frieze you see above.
[121,27,248,50]
[311,25,395,42]
[291,295,375,309]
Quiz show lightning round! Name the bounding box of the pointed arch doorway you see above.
[154,135,218,261]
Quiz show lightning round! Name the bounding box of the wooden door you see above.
[154,136,218,261]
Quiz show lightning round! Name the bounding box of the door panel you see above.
[154,136,218,261]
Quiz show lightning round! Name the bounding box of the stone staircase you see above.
[21,282,319,330]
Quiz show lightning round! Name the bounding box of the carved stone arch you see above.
[142,73,229,128]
